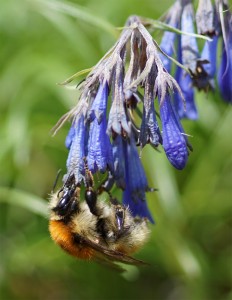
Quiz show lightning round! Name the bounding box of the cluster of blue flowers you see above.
[58,0,231,223]
[160,0,232,120]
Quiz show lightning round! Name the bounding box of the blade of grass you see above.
[145,18,212,41]
[0,187,48,217]
[32,0,119,38]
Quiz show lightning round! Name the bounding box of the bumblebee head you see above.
[49,184,80,221]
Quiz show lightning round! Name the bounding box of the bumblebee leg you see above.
[54,175,80,219]
[82,159,126,236]
[85,189,98,216]
[114,205,125,233]
[83,158,98,216]
[103,193,126,236]
[94,170,126,234]
[83,157,94,188]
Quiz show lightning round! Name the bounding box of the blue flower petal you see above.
[174,67,198,120]
[112,135,126,189]
[140,101,162,147]
[87,84,114,173]
[196,0,215,36]
[159,30,177,72]
[122,136,154,223]
[201,36,218,78]
[123,185,154,224]
[89,82,109,122]
[123,137,147,192]
[174,35,198,120]
[159,94,189,170]
[139,71,162,147]
[65,125,75,149]
[159,0,182,72]
[218,41,232,103]
[107,59,130,135]
[181,3,200,73]
[66,115,87,183]
[87,116,113,173]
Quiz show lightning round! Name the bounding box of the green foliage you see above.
[0,0,231,299]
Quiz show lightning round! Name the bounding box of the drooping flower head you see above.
[57,15,192,222]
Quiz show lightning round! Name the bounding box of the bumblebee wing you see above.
[93,256,127,273]
[93,246,148,266]
[74,233,148,267]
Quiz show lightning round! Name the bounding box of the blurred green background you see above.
[0,0,232,299]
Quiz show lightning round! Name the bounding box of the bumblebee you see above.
[49,169,150,270]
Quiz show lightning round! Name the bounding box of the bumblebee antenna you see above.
[52,169,62,192]
[83,157,94,188]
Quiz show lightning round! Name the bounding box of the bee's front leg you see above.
[52,175,80,220]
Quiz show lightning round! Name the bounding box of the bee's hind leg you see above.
[83,157,99,216]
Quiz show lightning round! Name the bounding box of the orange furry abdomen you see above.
[49,220,94,260]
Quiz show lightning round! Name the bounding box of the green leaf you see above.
[58,68,93,85]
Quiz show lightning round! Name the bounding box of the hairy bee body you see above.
[49,177,150,269]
